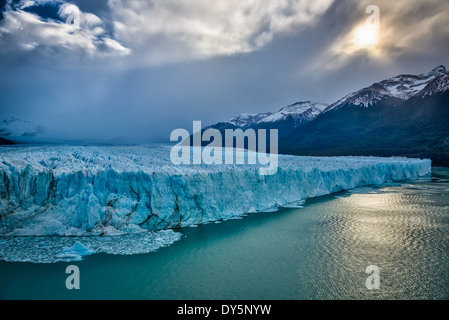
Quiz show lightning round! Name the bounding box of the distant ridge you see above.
[0,137,15,145]
[281,65,449,166]
[205,65,449,166]
[204,101,328,140]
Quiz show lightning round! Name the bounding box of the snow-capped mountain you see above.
[325,65,449,111]
[420,66,449,97]
[280,65,449,166]
[258,101,328,124]
[225,101,328,128]
[227,112,272,127]
[203,101,328,142]
[0,117,47,138]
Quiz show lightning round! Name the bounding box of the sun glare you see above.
[354,25,379,48]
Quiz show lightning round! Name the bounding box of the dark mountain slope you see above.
[280,90,449,166]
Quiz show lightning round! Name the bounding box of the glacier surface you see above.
[0,145,431,238]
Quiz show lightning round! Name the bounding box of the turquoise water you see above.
[0,168,448,300]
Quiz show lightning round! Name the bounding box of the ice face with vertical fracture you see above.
[0,145,431,236]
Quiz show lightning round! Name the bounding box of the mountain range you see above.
[207,101,328,140]
[0,117,47,140]
[205,65,449,166]
[2,66,448,166]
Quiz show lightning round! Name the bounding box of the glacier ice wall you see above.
[0,145,431,236]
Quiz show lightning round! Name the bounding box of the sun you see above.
[354,25,379,48]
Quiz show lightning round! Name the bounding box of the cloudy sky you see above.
[1,0,448,143]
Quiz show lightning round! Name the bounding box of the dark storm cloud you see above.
[0,0,448,144]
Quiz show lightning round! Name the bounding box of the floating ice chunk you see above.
[58,241,95,261]
[247,207,256,213]
[262,207,280,213]
[0,230,182,263]
[282,200,306,209]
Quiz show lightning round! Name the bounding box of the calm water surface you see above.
[0,168,448,300]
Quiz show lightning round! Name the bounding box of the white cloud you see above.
[1,0,335,64]
[2,0,447,71]
[109,0,334,65]
[0,2,131,59]
[19,1,36,10]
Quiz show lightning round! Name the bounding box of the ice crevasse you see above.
[0,145,431,236]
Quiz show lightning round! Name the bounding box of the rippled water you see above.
[0,168,448,300]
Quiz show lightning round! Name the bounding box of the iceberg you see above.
[57,241,95,262]
[0,145,431,237]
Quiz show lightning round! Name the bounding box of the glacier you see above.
[0,145,431,238]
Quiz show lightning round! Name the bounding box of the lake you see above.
[0,168,448,300]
